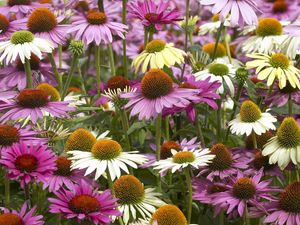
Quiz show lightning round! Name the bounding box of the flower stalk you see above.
[184,166,193,224]
[24,58,33,88]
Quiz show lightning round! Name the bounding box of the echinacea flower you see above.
[133,39,186,73]
[263,181,300,225]
[0,14,26,41]
[68,139,147,180]
[150,204,188,225]
[262,117,300,169]
[281,19,300,59]
[202,42,227,59]
[153,148,215,174]
[27,7,69,46]
[0,30,53,64]
[193,58,236,96]
[242,18,287,54]
[229,100,277,136]
[49,179,121,224]
[200,0,259,27]
[0,202,44,225]
[198,143,248,180]
[212,170,277,218]
[246,52,300,89]
[198,14,230,35]
[0,141,56,188]
[113,175,165,224]
[68,9,127,45]
[0,89,75,124]
[121,69,200,120]
[127,0,182,31]
[261,0,300,21]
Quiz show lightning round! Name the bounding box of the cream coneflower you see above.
[114,175,165,224]
[150,205,188,225]
[153,148,215,174]
[263,117,300,169]
[133,39,186,73]
[0,30,53,64]
[68,139,147,180]
[198,14,230,36]
[242,18,287,54]
[246,52,300,89]
[229,100,277,136]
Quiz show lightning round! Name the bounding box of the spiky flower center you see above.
[273,0,287,13]
[150,205,188,225]
[107,76,130,91]
[269,53,289,69]
[54,156,72,176]
[69,195,99,214]
[146,40,166,53]
[239,100,262,122]
[161,141,181,159]
[15,154,38,172]
[172,151,195,164]
[203,42,226,58]
[11,31,34,45]
[17,89,49,108]
[0,14,9,33]
[235,67,249,82]
[8,0,31,6]
[75,0,90,12]
[65,128,97,152]
[0,213,22,225]
[256,18,282,37]
[28,8,57,33]
[141,69,173,99]
[277,117,300,148]
[252,151,274,170]
[279,182,300,213]
[208,63,229,76]
[87,10,107,25]
[245,131,273,149]
[233,177,256,200]
[16,54,40,71]
[36,83,60,101]
[114,175,145,204]
[0,125,20,146]
[211,14,220,22]
[209,143,233,171]
[91,139,122,160]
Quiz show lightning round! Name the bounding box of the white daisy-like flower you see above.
[133,39,186,73]
[193,58,236,96]
[263,117,300,170]
[68,139,147,180]
[199,14,230,35]
[246,52,300,89]
[113,175,165,224]
[281,36,300,59]
[242,18,287,54]
[0,30,53,64]
[153,148,215,174]
[229,100,277,136]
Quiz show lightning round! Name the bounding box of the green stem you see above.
[95,45,101,97]
[252,132,257,149]
[219,209,224,225]
[243,204,250,225]
[24,184,30,206]
[58,45,63,69]
[98,0,104,12]
[108,44,116,76]
[195,109,205,148]
[216,99,222,142]
[223,28,232,64]
[120,109,131,151]
[156,113,162,191]
[184,0,190,52]
[144,28,149,46]
[77,64,87,96]
[4,172,10,208]
[288,93,293,116]
[212,22,224,61]
[48,53,62,94]
[184,167,193,224]
[148,31,154,42]
[61,55,78,100]
[24,58,33,88]
[165,116,170,140]
[122,0,128,78]
[267,82,275,96]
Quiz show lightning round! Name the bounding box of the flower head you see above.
[150,205,188,225]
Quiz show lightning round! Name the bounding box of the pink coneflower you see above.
[212,170,277,218]
[261,0,299,21]
[0,202,44,225]
[263,181,300,225]
[68,9,127,45]
[198,144,249,180]
[200,0,259,27]
[43,156,86,192]
[127,0,182,31]
[48,179,121,224]
[0,14,26,41]
[0,141,56,188]
[0,89,75,124]
[0,124,46,148]
[121,69,200,120]
[27,7,69,46]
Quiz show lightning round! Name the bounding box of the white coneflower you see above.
[263,117,300,169]
[229,100,277,136]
